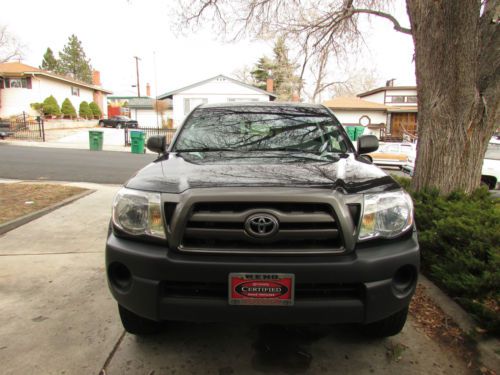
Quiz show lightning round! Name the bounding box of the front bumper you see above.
[105,232,419,324]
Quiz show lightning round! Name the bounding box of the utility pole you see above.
[133,56,141,97]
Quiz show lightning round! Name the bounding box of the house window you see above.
[5,77,31,89]
[227,98,258,102]
[184,98,208,115]
[71,86,80,96]
[406,96,417,103]
[388,96,405,103]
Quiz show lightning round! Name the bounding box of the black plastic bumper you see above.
[105,232,419,324]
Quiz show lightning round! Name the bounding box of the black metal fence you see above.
[124,127,176,146]
[4,114,45,141]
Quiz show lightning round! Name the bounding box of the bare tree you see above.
[0,25,24,63]
[231,65,255,84]
[173,0,500,194]
[329,66,380,97]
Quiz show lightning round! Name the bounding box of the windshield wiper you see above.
[175,147,236,152]
[249,148,312,152]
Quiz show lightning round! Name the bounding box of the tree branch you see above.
[351,8,412,35]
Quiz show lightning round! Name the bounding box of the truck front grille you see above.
[179,202,343,254]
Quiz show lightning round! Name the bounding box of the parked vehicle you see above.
[99,116,138,129]
[0,121,13,139]
[368,142,416,169]
[403,139,500,190]
[106,102,419,337]
[481,138,500,190]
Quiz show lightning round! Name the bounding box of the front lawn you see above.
[0,183,88,224]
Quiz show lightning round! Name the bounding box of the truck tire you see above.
[362,307,409,338]
[118,304,161,335]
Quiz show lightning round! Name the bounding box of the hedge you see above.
[394,176,500,336]
[61,98,77,117]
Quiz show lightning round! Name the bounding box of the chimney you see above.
[92,70,101,86]
[266,70,274,93]
[146,83,151,97]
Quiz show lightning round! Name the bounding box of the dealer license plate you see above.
[228,273,294,306]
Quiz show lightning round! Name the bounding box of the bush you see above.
[409,186,500,336]
[78,101,92,119]
[30,102,44,115]
[61,98,77,118]
[89,101,101,118]
[42,95,61,116]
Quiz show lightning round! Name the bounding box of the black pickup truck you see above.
[106,102,419,337]
[98,116,138,129]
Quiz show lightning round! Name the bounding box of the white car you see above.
[482,138,500,189]
[403,138,500,190]
[368,142,417,169]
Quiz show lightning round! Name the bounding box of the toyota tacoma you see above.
[106,102,419,337]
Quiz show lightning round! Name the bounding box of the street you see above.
[0,144,155,184]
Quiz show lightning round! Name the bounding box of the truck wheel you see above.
[116,123,122,129]
[118,304,161,335]
[362,307,409,338]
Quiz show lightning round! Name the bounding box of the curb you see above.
[0,189,96,235]
[418,274,499,372]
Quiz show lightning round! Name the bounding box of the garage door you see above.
[133,111,161,128]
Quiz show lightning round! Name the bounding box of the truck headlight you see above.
[358,190,413,241]
[112,188,166,239]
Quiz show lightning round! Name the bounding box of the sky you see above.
[0,0,416,99]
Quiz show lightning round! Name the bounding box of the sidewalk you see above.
[3,139,134,152]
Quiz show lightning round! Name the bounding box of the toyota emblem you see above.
[245,213,279,238]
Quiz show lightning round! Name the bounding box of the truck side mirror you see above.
[146,135,168,154]
[357,135,379,154]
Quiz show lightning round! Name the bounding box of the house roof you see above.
[357,86,417,98]
[128,97,173,110]
[0,62,113,94]
[322,96,387,111]
[157,74,277,100]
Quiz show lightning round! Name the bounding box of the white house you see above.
[323,96,388,139]
[358,85,418,140]
[0,62,112,119]
[157,74,276,127]
[323,85,418,141]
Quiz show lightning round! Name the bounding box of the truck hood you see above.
[125,152,400,194]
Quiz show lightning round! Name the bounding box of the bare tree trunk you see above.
[407,0,500,194]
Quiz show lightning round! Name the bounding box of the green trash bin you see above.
[354,126,365,140]
[346,126,356,141]
[89,130,103,151]
[130,131,146,154]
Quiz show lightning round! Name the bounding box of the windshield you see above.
[485,143,500,160]
[173,106,352,154]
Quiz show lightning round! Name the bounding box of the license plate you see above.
[228,273,294,306]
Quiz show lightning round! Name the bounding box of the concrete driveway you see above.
[0,183,471,375]
[56,128,127,146]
